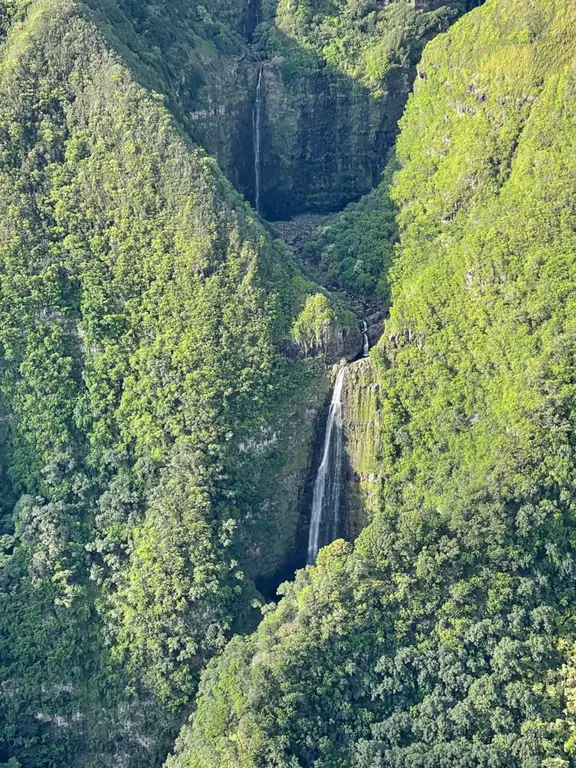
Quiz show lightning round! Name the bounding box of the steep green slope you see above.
[170,1,576,765]
[0,1,350,765]
[78,0,262,197]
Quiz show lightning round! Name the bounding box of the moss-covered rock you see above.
[342,357,382,538]
[236,360,331,579]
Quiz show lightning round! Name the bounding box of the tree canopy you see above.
[169,2,576,765]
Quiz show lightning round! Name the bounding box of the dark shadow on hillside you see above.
[255,385,339,602]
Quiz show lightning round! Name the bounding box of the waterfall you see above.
[307,366,347,564]
[361,320,370,357]
[253,66,263,215]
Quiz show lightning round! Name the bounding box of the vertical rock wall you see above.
[342,358,383,538]
[256,65,411,219]
[240,363,331,582]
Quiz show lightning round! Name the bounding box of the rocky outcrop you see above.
[324,321,363,364]
[283,308,363,363]
[366,309,386,349]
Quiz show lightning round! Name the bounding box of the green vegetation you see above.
[169,1,576,765]
[0,0,339,764]
[250,0,475,217]
[269,0,471,90]
[5,0,576,766]
[291,292,356,355]
[299,163,398,299]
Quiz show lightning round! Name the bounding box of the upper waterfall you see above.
[307,366,347,564]
[244,0,259,42]
[253,65,264,215]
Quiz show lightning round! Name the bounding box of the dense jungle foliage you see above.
[3,0,576,766]
[264,0,477,89]
[0,1,349,765]
[298,164,398,299]
[168,0,576,766]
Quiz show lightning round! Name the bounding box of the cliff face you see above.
[256,353,381,595]
[342,358,382,538]
[149,1,478,220]
[180,55,402,220]
[247,63,410,219]
[238,363,331,580]
[244,0,476,219]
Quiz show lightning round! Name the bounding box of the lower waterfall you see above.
[307,366,347,564]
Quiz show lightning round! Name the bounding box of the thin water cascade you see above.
[253,65,264,215]
[307,366,347,564]
[361,320,370,357]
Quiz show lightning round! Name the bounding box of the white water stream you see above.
[361,320,369,357]
[307,366,347,564]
